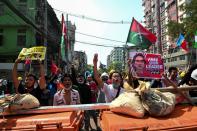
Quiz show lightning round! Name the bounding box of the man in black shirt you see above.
[12,58,46,105]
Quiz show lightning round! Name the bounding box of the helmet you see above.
[18,77,22,81]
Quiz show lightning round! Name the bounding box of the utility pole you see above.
[156,0,162,55]
[44,0,47,74]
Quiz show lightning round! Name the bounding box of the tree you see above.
[107,62,123,72]
[166,0,197,42]
[166,21,185,41]
[182,0,197,42]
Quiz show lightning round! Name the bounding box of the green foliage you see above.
[166,0,197,42]
[107,61,123,72]
[182,0,197,42]
[166,21,185,41]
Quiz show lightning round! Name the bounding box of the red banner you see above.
[129,52,164,79]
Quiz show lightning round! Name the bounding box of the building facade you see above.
[0,0,61,79]
[73,51,87,74]
[107,47,124,70]
[142,0,194,70]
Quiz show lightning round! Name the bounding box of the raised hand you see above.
[15,58,21,63]
[93,53,98,65]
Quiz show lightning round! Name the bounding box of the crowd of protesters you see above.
[1,53,197,131]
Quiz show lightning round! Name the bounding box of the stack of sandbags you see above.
[110,91,145,118]
[9,94,40,111]
[139,82,176,117]
[110,81,176,118]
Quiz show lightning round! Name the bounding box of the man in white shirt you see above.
[93,53,124,102]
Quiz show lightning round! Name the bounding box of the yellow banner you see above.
[18,46,46,60]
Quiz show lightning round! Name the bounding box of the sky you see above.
[47,0,144,65]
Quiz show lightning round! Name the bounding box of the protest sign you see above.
[18,46,46,60]
[129,52,164,79]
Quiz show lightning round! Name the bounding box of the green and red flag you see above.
[127,18,157,49]
[60,14,67,61]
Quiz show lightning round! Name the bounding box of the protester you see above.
[93,53,124,103]
[162,66,178,87]
[178,65,197,98]
[86,74,100,131]
[150,79,163,88]
[97,72,109,103]
[168,67,179,85]
[71,65,93,131]
[45,75,57,106]
[53,74,80,105]
[12,58,46,105]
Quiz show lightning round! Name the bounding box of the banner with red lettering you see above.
[129,52,164,79]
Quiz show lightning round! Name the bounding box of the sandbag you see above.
[110,91,145,118]
[139,86,176,117]
[9,94,40,111]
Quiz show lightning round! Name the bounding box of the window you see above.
[18,0,27,15]
[171,57,177,62]
[179,55,185,60]
[0,29,3,46]
[0,2,4,16]
[17,29,26,46]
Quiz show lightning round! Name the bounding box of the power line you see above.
[53,8,131,24]
[75,40,123,48]
[75,30,126,43]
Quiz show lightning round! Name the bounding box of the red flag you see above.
[127,18,157,49]
[50,60,58,75]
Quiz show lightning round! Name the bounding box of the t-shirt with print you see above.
[53,89,80,106]
[102,83,124,103]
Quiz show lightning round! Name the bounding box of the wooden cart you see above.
[0,111,84,131]
[100,105,197,131]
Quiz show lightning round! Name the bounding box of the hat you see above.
[180,71,186,78]
[191,69,197,80]
[101,72,109,78]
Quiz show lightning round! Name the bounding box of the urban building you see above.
[73,51,87,74]
[107,55,111,68]
[108,47,124,70]
[61,20,76,73]
[142,0,194,70]
[0,0,76,79]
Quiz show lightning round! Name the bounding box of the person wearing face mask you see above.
[93,54,124,103]
[71,66,92,131]
[53,74,80,105]
[71,65,92,105]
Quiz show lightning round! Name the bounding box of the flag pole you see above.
[124,17,134,71]
[135,19,143,51]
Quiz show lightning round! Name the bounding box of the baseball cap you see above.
[101,72,109,78]
[191,69,197,80]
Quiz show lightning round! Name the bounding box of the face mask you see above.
[112,83,120,89]
[78,80,84,84]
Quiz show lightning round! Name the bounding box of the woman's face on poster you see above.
[133,56,145,70]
